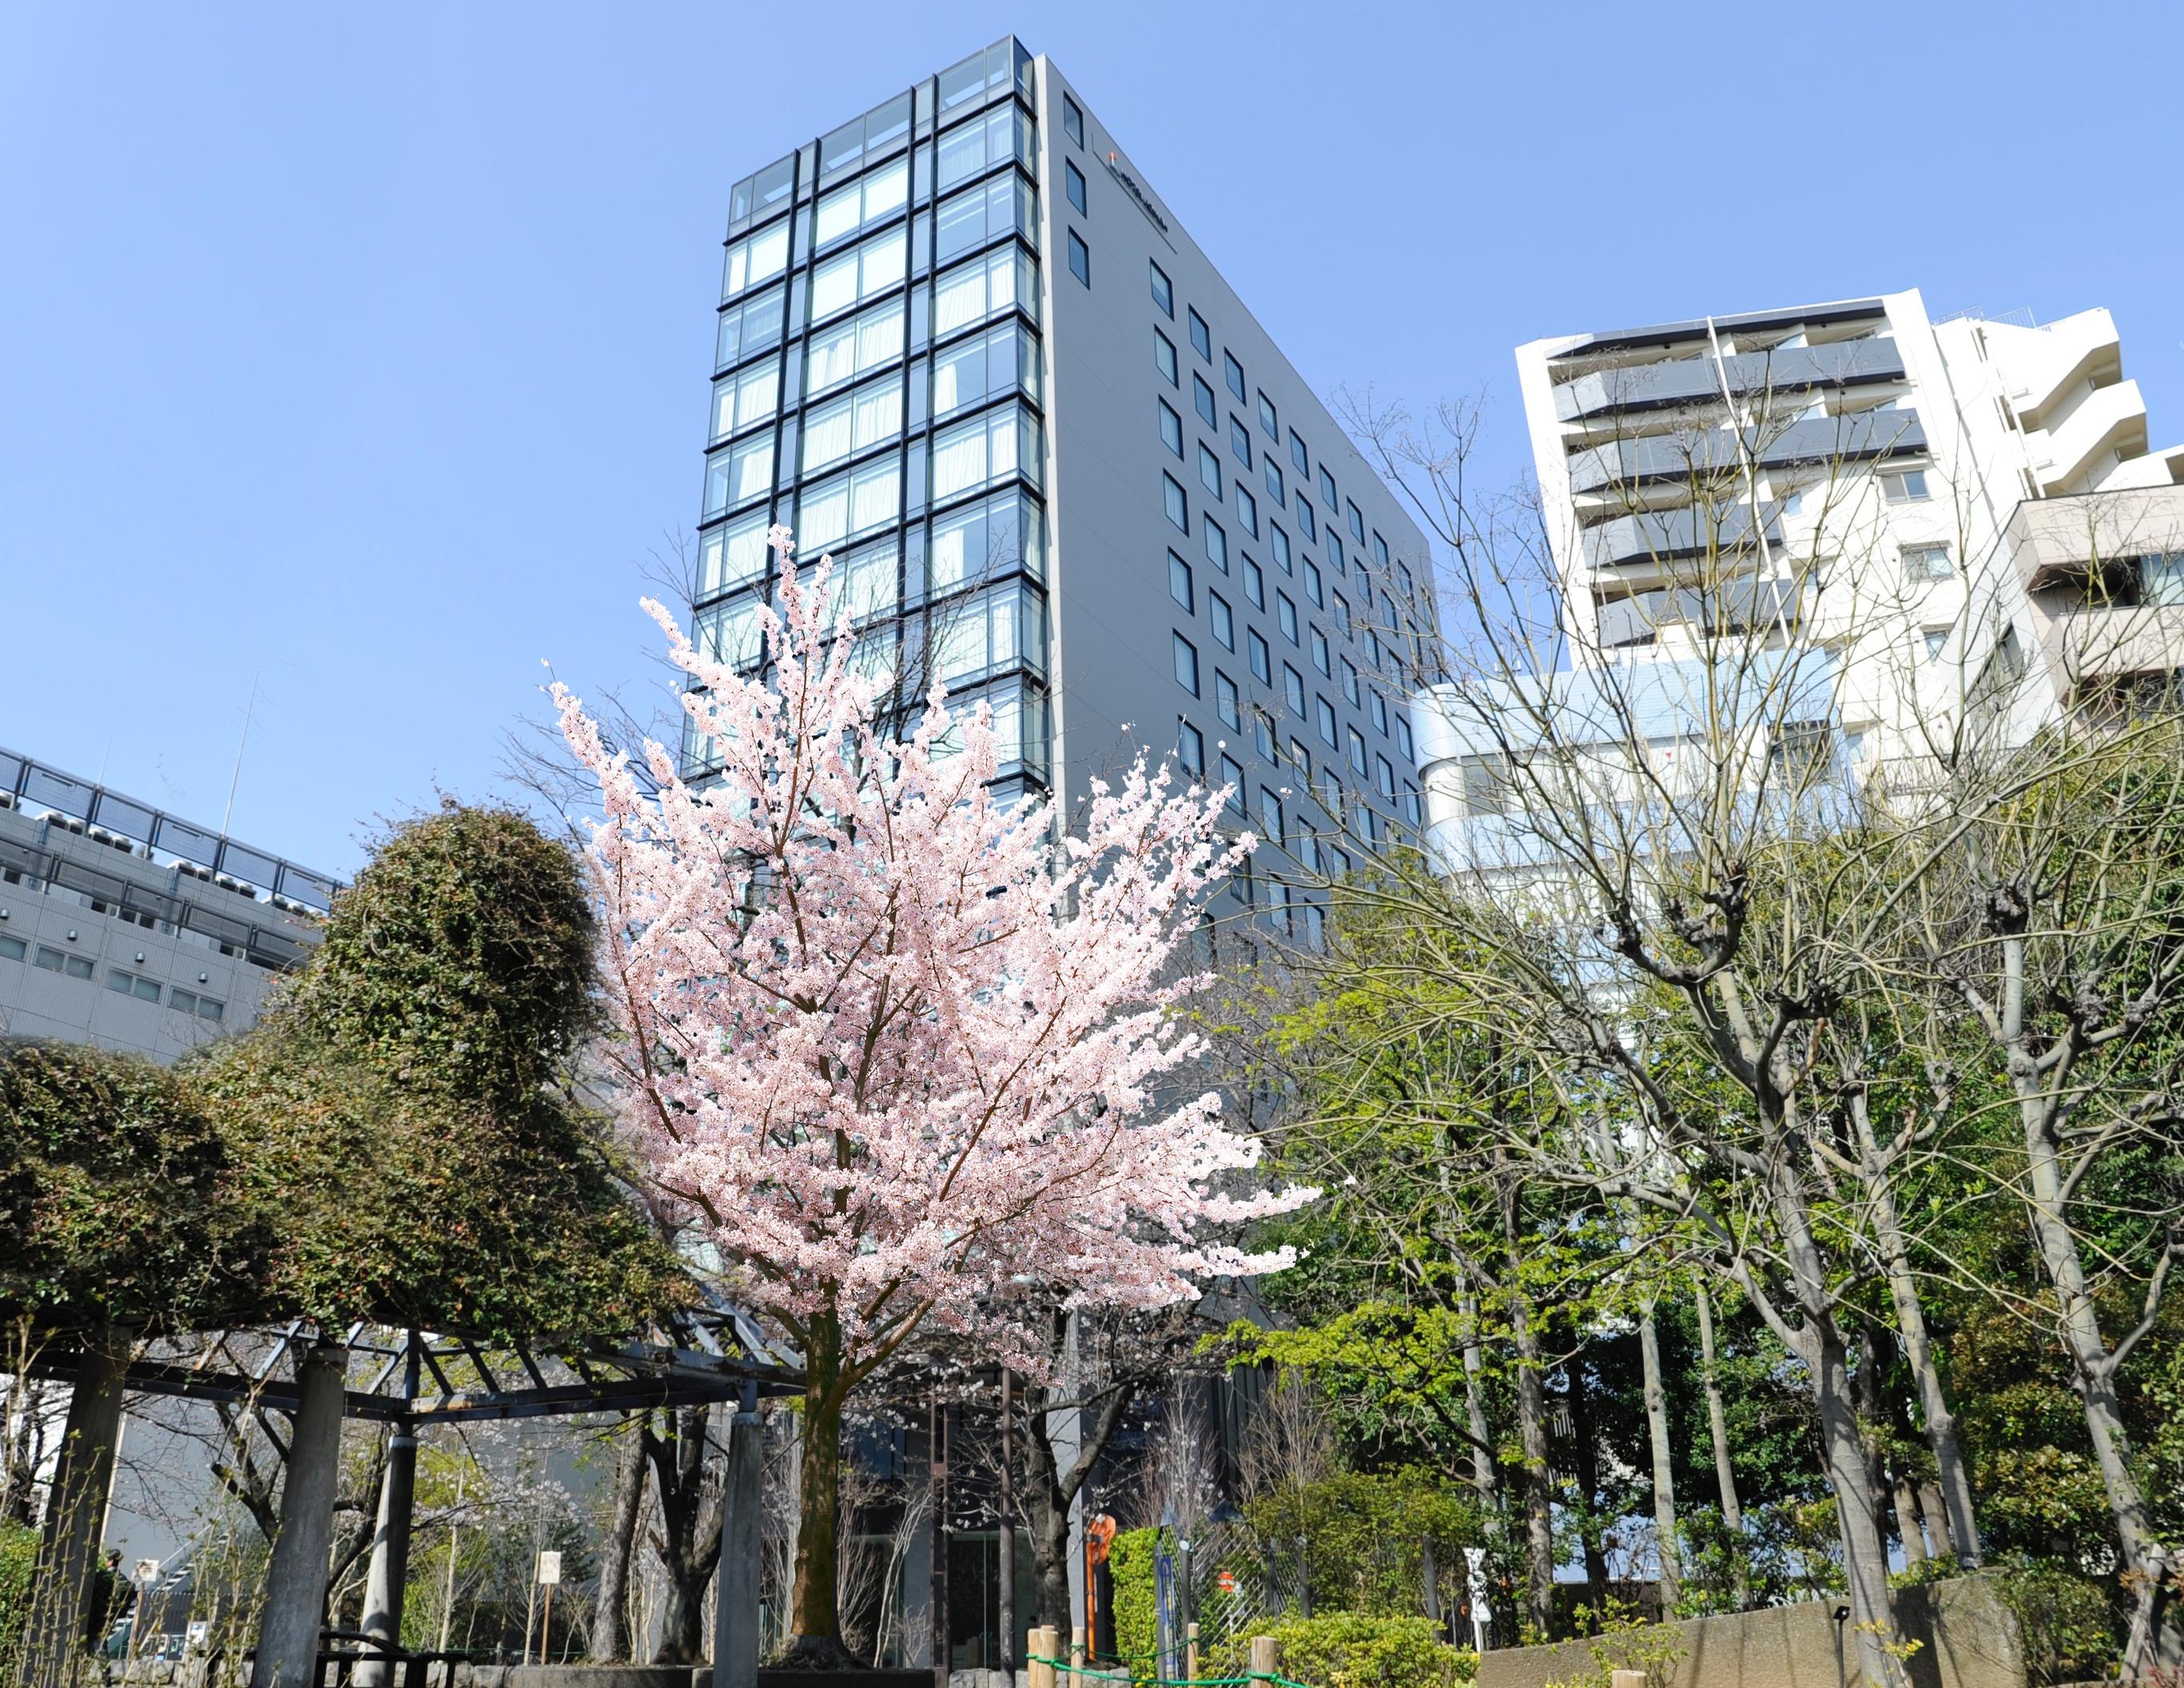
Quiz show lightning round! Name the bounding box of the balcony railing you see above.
[1581,503,1784,573]
[1554,338,1908,422]
[1566,410,1926,494]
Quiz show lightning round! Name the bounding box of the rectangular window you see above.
[1229,416,1252,467]
[1064,158,1087,213]
[1159,399,1183,458]
[1209,591,1234,650]
[1402,782,1421,826]
[1333,593,1350,637]
[932,245,1039,338]
[698,509,772,599]
[1198,443,1222,497]
[1283,663,1305,717]
[1168,550,1194,612]
[0,936,23,962]
[1243,555,1263,608]
[1374,532,1390,570]
[1395,715,1414,761]
[1341,657,1360,707]
[1063,95,1084,145]
[1188,309,1211,360]
[1276,592,1299,644]
[1253,711,1277,762]
[815,156,910,248]
[1347,500,1366,543]
[1257,392,1277,438]
[1319,466,1337,507]
[929,320,1036,416]
[1290,431,1309,475]
[930,406,1036,504]
[715,285,786,372]
[1289,737,1312,782]
[1923,627,1949,661]
[170,987,223,1021]
[696,594,766,668]
[1203,517,1228,572]
[811,225,908,320]
[1163,472,1188,532]
[1327,530,1344,574]
[934,172,1036,266]
[807,297,906,393]
[1903,543,1953,582]
[1192,373,1216,428]
[1172,633,1199,695]
[1067,229,1091,287]
[1295,497,1317,541]
[702,434,775,518]
[1259,787,1284,845]
[1220,755,1246,815]
[1268,524,1291,574]
[1149,260,1173,316]
[722,218,793,301]
[1303,559,1323,607]
[1215,670,1241,730]
[1177,719,1204,777]
[1235,485,1258,537]
[1155,330,1178,384]
[1248,628,1271,684]
[1376,754,1396,799]
[1348,727,1369,777]
[1311,627,1331,676]
[1263,459,1284,506]
[1884,468,1931,503]
[935,105,1031,195]
[1316,695,1339,749]
[1223,351,1246,401]
[1370,690,1389,735]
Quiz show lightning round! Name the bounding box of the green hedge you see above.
[1108,1525,1167,1675]
[1252,1613,1476,1688]
[0,1520,39,1678]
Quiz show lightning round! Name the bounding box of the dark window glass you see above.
[1229,416,1251,466]
[1248,628,1271,683]
[1283,663,1305,717]
[1156,332,1178,385]
[1159,400,1183,458]
[1192,373,1216,427]
[1172,632,1199,695]
[1188,309,1211,360]
[1064,159,1088,214]
[1163,473,1187,532]
[1168,550,1194,612]
[1198,443,1222,497]
[1149,261,1173,316]
[1063,96,1084,145]
[1210,591,1234,650]
[1067,229,1091,286]
[1290,430,1309,474]
[1223,350,1245,401]
[1177,719,1204,775]
[1257,392,1277,437]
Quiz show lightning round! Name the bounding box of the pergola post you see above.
[354,1423,418,1686]
[711,1406,764,1688]
[20,1340,130,1688]
[253,1340,349,1688]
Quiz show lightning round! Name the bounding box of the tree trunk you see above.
[1812,1319,1900,1688]
[788,1312,845,1652]
[1694,1285,1749,1609]
[1852,1096,1982,1566]
[1892,1471,1927,1570]
[1509,1295,1556,1642]
[1639,1298,1681,1613]
[646,1403,725,1665]
[1567,1364,1609,1614]
[591,1414,649,1662]
[21,1340,129,1688]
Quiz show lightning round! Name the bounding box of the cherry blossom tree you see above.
[554,528,1307,1662]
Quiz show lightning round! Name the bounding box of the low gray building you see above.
[0,745,336,1061]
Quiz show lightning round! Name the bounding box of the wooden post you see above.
[1611,1672,1649,1688]
[1028,1625,1056,1688]
[1248,1635,1278,1681]
[1186,1620,1200,1682]
[1071,1623,1087,1678]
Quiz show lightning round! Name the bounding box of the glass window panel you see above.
[1210,592,1233,650]
[1193,374,1215,428]
[1188,309,1211,360]
[1243,555,1263,607]
[849,459,900,535]
[736,364,778,428]
[1168,551,1194,612]
[837,541,899,625]
[699,511,772,597]
[1270,524,1291,573]
[817,181,861,246]
[802,472,851,551]
[1215,671,1240,730]
[1224,352,1246,401]
[804,396,854,472]
[866,158,909,221]
[814,250,858,319]
[853,381,901,448]
[1202,519,1227,572]
[933,333,989,414]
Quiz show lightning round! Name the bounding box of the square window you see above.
[1173,631,1200,695]
[1159,399,1183,458]
[0,936,23,962]
[1064,95,1084,145]
[1903,543,1953,582]
[1067,229,1091,287]
[1168,550,1194,612]
[1885,468,1931,503]
[1277,592,1299,643]
[1220,755,1246,815]
[1229,416,1252,467]
[1188,309,1211,360]
[1235,485,1258,537]
[1210,591,1235,650]
[1258,392,1278,438]
[1199,443,1222,497]
[1155,331,1178,384]
[1164,472,1188,532]
[1248,628,1271,683]
[1177,719,1204,776]
[1311,627,1331,675]
[1149,260,1173,316]
[1203,516,1228,572]
[1243,555,1264,607]
[1064,159,1088,214]
[1215,670,1241,730]
[1193,373,1216,427]
[1223,351,1246,401]
[1283,663,1306,717]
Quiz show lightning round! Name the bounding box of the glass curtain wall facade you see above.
[690,38,1052,800]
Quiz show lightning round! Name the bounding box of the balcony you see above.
[1999,485,2184,592]
[2026,378,2147,495]
[1565,409,1926,494]
[1581,503,1784,573]
[1553,337,1908,422]
[2035,602,2184,689]
[1593,576,1804,648]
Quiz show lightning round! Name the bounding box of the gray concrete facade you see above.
[0,745,334,1061]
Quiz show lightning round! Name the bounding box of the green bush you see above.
[0,1519,39,1678]
[1993,1563,2122,1684]
[1251,1613,1475,1688]
[1108,1526,1166,1674]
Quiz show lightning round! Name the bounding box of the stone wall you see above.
[1477,1576,2025,1688]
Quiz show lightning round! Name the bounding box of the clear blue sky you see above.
[6,1,2179,878]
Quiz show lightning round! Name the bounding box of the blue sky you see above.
[5,0,2179,878]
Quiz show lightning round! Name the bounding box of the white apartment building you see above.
[1509,290,2184,775]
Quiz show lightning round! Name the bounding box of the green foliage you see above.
[1249,1613,1475,1688]
[189,802,687,1340]
[0,1518,37,1679]
[1242,1468,1482,1619]
[1108,1526,1164,1672]
[0,1042,268,1337]
[1992,1563,2123,1685]
[1542,1597,1688,1688]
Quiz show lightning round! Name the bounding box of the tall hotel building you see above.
[687,37,1435,926]
[1510,291,2184,770]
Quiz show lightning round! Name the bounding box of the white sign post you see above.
[535,1550,563,1662]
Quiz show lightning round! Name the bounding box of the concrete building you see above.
[690,35,1437,939]
[0,745,333,1061]
[1510,290,2184,780]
